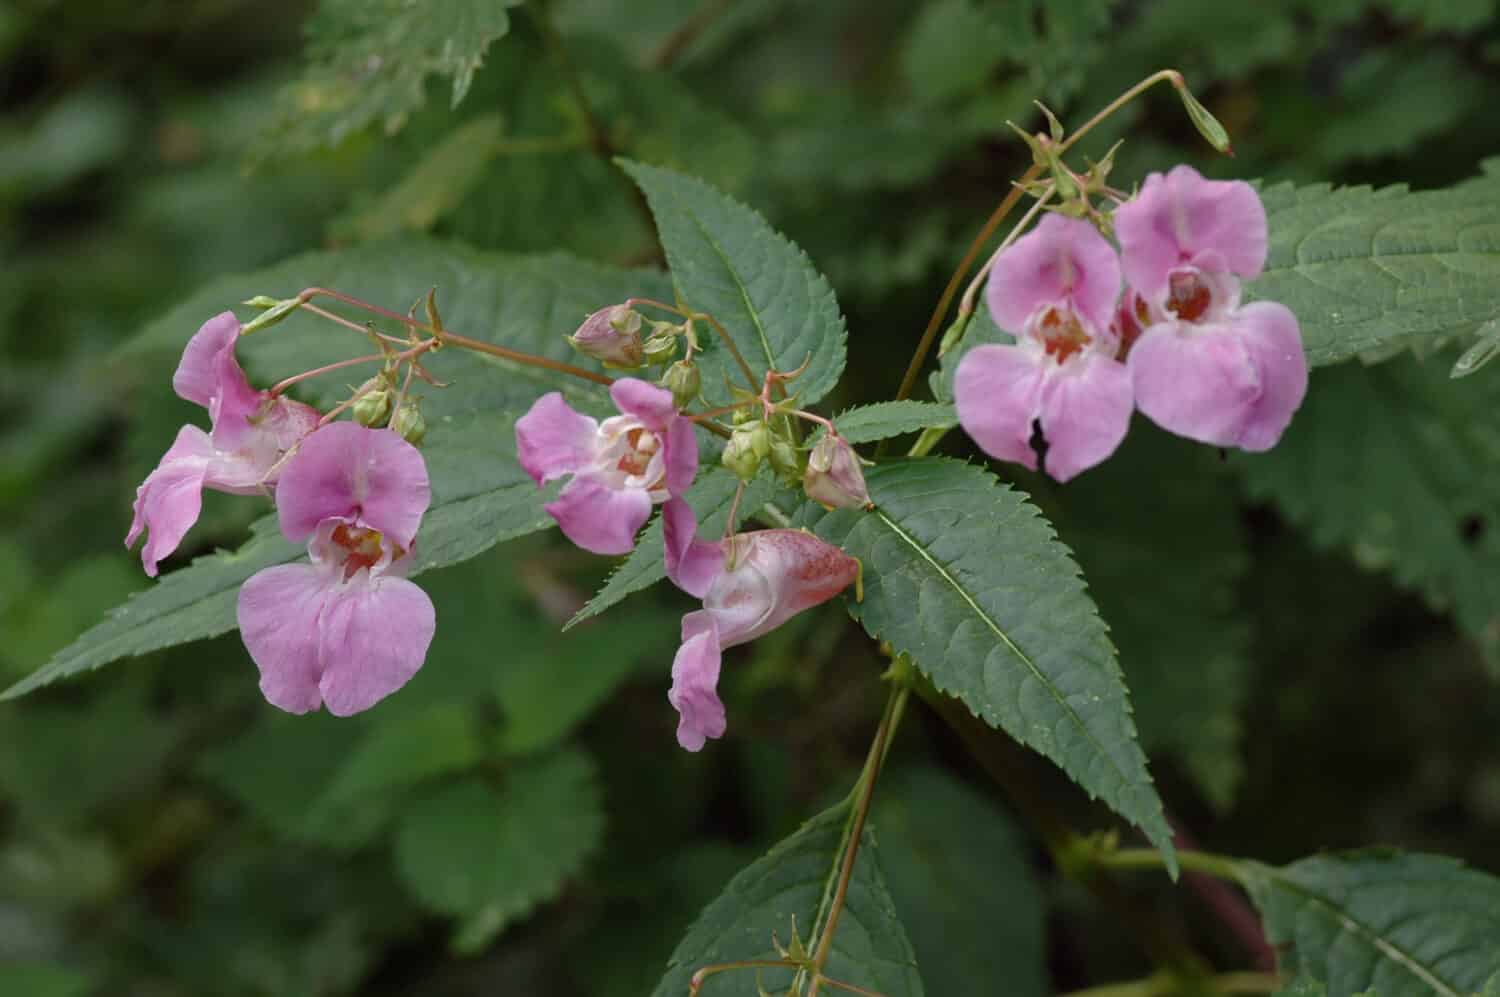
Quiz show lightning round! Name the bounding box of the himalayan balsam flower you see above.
[804,433,871,510]
[236,422,436,717]
[1114,164,1307,451]
[127,312,319,576]
[568,305,644,369]
[954,213,1133,482]
[516,378,696,555]
[663,498,859,751]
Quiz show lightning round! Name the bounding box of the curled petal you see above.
[276,423,431,547]
[173,312,245,409]
[1115,165,1267,300]
[316,576,436,717]
[663,414,699,496]
[127,425,214,577]
[261,397,322,453]
[546,474,653,555]
[515,392,598,486]
[1036,352,1134,483]
[954,344,1046,471]
[237,562,335,714]
[663,497,724,599]
[1129,320,1262,448]
[668,610,726,751]
[1226,301,1307,452]
[609,377,678,430]
[987,214,1122,333]
[711,529,858,647]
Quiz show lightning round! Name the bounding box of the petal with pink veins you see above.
[1036,352,1134,482]
[954,344,1046,471]
[545,473,653,555]
[515,392,598,486]
[1114,165,1267,300]
[275,423,431,547]
[315,576,436,717]
[237,562,336,714]
[986,214,1122,333]
[668,610,726,751]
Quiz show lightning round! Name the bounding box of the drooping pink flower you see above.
[515,378,697,555]
[1114,165,1307,451]
[126,312,319,576]
[662,498,859,751]
[954,213,1132,482]
[236,422,435,717]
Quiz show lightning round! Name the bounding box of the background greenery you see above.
[3,0,1499,994]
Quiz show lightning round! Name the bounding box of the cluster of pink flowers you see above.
[955,165,1307,481]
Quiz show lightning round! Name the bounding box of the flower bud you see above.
[768,438,802,486]
[642,322,681,366]
[567,305,645,369]
[352,380,393,427]
[804,434,871,510]
[240,295,302,335]
[722,422,765,481]
[390,401,427,445]
[660,359,701,408]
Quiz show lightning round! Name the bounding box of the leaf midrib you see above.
[686,209,780,373]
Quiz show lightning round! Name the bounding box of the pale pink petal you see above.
[987,214,1122,333]
[663,415,698,496]
[316,576,436,717]
[610,377,677,430]
[954,344,1046,470]
[261,397,322,453]
[663,497,724,599]
[546,474,653,555]
[515,393,598,486]
[1036,352,1134,482]
[275,423,430,548]
[237,562,334,714]
[712,530,859,646]
[1115,165,1267,300]
[668,610,726,751]
[1129,321,1261,448]
[172,312,243,409]
[126,425,214,577]
[1227,301,1307,452]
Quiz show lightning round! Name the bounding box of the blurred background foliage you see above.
[3,0,1500,993]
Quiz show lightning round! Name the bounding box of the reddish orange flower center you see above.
[1037,306,1091,364]
[1166,271,1212,322]
[332,524,387,579]
[615,427,660,478]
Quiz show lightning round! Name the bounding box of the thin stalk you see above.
[650,0,735,69]
[438,329,616,387]
[693,310,760,394]
[270,352,387,396]
[1056,69,1184,156]
[1096,848,1247,884]
[820,978,889,997]
[723,480,746,540]
[689,960,799,996]
[299,301,408,345]
[956,182,1055,320]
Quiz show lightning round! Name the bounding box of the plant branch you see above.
[650,0,735,70]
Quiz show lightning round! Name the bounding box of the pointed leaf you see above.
[817,401,958,445]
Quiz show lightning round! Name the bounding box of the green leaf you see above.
[1249,164,1500,368]
[393,750,602,946]
[820,401,958,445]
[1236,353,1500,670]
[0,963,94,997]
[651,805,924,997]
[268,0,523,154]
[805,459,1176,871]
[901,0,1010,103]
[318,703,483,809]
[619,159,848,407]
[873,767,1047,997]
[1243,850,1500,997]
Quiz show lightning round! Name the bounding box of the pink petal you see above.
[1129,320,1262,448]
[237,562,335,714]
[1226,301,1307,452]
[1114,165,1267,300]
[711,530,859,647]
[515,393,598,486]
[126,425,214,577]
[986,213,1122,333]
[261,397,322,453]
[954,344,1046,470]
[1036,352,1134,482]
[668,610,726,751]
[316,576,436,717]
[545,474,653,555]
[610,377,677,430]
[275,423,431,548]
[663,497,724,598]
[172,312,243,409]
[663,414,698,496]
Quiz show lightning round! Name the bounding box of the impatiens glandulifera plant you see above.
[14,62,1500,997]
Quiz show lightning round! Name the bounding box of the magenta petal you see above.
[1115,165,1268,299]
[237,563,333,714]
[663,415,698,496]
[610,377,677,430]
[1227,301,1307,452]
[663,497,724,598]
[275,423,431,547]
[668,610,726,751]
[515,393,598,486]
[127,425,214,577]
[709,530,858,647]
[986,214,1122,333]
[546,474,653,555]
[173,312,243,409]
[954,344,1046,470]
[1129,321,1262,448]
[1036,353,1134,482]
[316,576,436,717]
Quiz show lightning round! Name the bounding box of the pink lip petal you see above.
[545,473,654,555]
[237,562,336,715]
[1035,351,1134,483]
[315,575,437,717]
[668,610,727,752]
[954,343,1047,471]
[515,392,599,486]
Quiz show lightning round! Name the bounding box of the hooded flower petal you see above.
[610,377,678,430]
[515,393,599,486]
[1036,352,1134,482]
[545,474,654,555]
[1114,165,1267,300]
[275,423,431,548]
[668,610,726,751]
[172,311,264,451]
[986,213,1122,333]
[664,414,699,495]
[315,575,437,716]
[237,562,336,714]
[1221,301,1307,452]
[706,529,859,648]
[126,425,214,577]
[953,344,1047,471]
[663,497,724,599]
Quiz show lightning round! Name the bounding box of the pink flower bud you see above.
[567,305,645,369]
[804,433,871,510]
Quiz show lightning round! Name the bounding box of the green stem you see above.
[1058,971,1282,997]
[1096,848,1248,884]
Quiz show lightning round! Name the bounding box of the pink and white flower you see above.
[662,499,859,751]
[954,213,1133,482]
[236,422,435,717]
[516,378,697,555]
[1114,164,1307,451]
[126,312,319,576]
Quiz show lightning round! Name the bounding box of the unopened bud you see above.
[567,305,644,369]
[240,295,302,335]
[660,360,701,408]
[722,422,765,481]
[390,401,426,445]
[642,322,681,365]
[768,439,802,486]
[352,380,393,427]
[1175,84,1233,156]
[805,434,871,510]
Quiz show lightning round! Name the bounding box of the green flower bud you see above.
[722,422,764,481]
[660,360,701,408]
[642,322,681,365]
[240,295,302,335]
[352,381,393,427]
[768,438,802,485]
[390,401,427,445]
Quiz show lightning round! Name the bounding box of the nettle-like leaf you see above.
[822,401,958,445]
[620,160,849,408]
[1249,162,1500,367]
[1243,850,1500,997]
[652,804,924,997]
[805,459,1176,871]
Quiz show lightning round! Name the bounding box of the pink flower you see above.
[515,378,697,555]
[1114,165,1307,451]
[236,422,435,717]
[662,498,859,751]
[126,312,319,576]
[954,213,1133,482]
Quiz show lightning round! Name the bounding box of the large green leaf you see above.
[823,401,958,445]
[1250,163,1500,368]
[651,805,924,997]
[1243,850,1500,997]
[620,160,848,407]
[805,459,1176,870]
